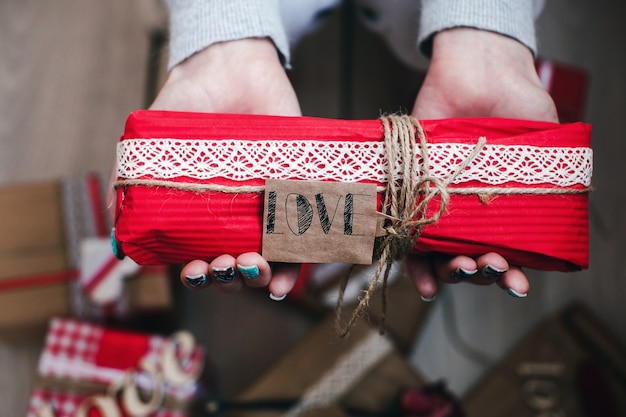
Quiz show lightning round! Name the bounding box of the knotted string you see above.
[335,115,486,337]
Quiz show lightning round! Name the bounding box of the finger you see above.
[496,266,529,298]
[235,252,272,288]
[434,255,479,284]
[475,252,509,283]
[180,260,211,290]
[267,263,302,301]
[405,254,438,301]
[209,254,243,293]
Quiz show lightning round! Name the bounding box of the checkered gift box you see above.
[26,318,204,417]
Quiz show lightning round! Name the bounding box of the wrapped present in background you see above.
[463,302,626,416]
[0,177,87,339]
[114,111,592,272]
[536,57,590,123]
[0,174,173,340]
[26,318,206,417]
[228,314,427,417]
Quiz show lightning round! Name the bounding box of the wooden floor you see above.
[1,0,626,415]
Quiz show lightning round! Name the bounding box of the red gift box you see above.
[26,318,204,417]
[114,111,592,272]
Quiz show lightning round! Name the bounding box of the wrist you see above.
[167,38,282,85]
[430,28,538,88]
[414,28,557,121]
[151,38,299,115]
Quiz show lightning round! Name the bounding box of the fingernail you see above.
[507,288,528,298]
[420,294,437,302]
[269,293,287,301]
[452,268,477,281]
[185,274,207,288]
[237,264,259,280]
[110,228,125,260]
[482,265,507,280]
[212,266,235,283]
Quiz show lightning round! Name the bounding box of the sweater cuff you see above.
[165,0,290,69]
[418,0,537,57]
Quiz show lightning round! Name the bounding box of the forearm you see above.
[164,0,290,69]
[418,0,541,57]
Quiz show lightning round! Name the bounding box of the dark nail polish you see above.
[482,265,507,280]
[452,267,477,281]
[213,266,235,283]
[185,274,207,288]
[507,288,528,298]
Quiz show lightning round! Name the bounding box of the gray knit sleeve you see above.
[164,0,290,69]
[418,0,541,57]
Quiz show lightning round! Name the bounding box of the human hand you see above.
[409,28,559,300]
[150,38,303,297]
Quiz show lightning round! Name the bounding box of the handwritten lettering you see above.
[262,180,378,264]
[265,191,278,234]
[286,193,314,235]
[267,192,366,236]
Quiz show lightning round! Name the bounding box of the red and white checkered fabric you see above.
[26,318,204,417]
[26,388,187,417]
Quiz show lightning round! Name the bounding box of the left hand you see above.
[408,28,558,300]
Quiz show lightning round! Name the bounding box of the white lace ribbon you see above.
[117,138,593,187]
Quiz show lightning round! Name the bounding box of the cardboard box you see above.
[0,181,75,338]
[463,303,626,416]
[0,177,173,340]
[231,314,425,417]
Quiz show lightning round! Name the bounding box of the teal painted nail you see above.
[213,266,235,283]
[452,267,477,281]
[237,264,260,280]
[110,228,125,260]
[185,274,207,288]
[507,288,528,298]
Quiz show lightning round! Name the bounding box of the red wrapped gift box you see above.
[26,318,204,417]
[114,111,592,272]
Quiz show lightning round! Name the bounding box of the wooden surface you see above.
[0,0,154,413]
[1,0,626,416]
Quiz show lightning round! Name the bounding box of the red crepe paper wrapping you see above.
[114,110,592,272]
[26,318,204,417]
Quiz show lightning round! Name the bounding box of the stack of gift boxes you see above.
[0,174,173,340]
[5,58,626,417]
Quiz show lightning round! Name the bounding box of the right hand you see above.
[150,38,304,297]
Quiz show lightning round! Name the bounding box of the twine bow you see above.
[335,115,486,337]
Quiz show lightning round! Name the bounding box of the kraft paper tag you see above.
[262,180,378,264]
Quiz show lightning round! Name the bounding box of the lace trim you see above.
[117,138,593,187]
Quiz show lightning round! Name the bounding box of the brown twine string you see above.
[113,178,590,196]
[334,115,489,337]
